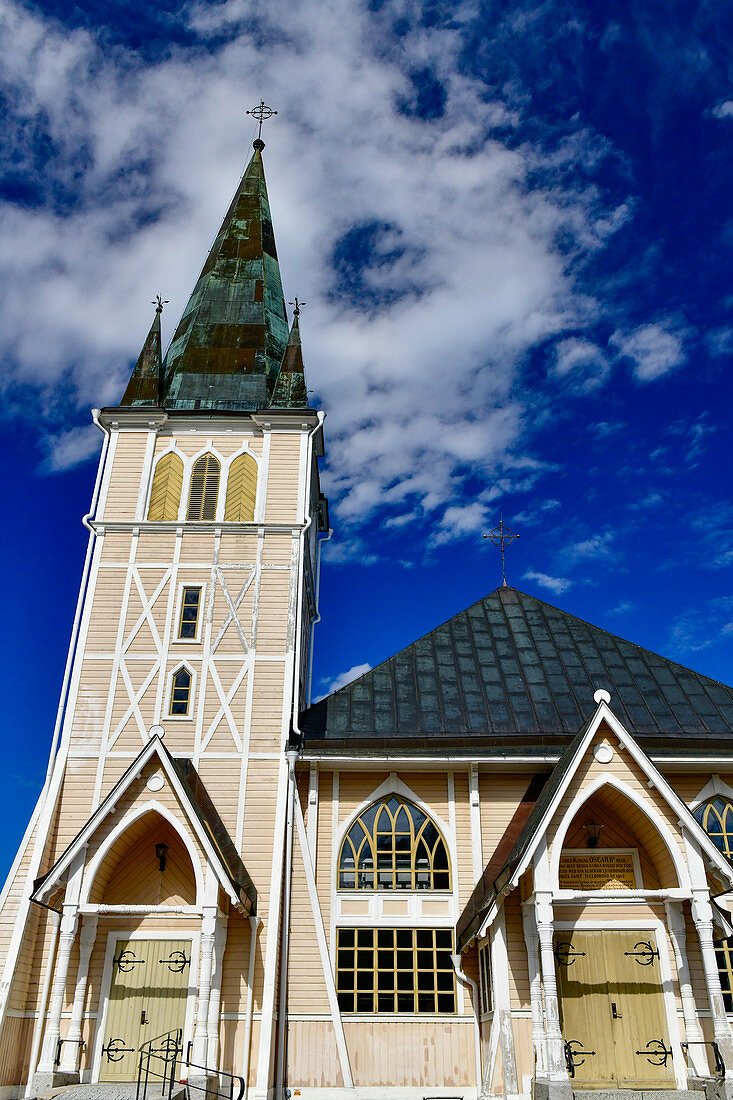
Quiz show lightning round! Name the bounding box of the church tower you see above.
[0,132,327,1097]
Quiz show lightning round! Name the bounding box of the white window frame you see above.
[172,583,206,644]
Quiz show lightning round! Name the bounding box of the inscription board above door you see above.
[558,848,639,891]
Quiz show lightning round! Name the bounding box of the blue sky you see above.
[0,0,732,872]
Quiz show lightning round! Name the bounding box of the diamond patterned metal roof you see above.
[299,586,733,755]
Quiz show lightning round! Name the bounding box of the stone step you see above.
[31,1083,187,1100]
[574,1092,704,1100]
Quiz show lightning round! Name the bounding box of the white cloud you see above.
[566,530,615,562]
[0,0,632,533]
[316,662,372,700]
[551,337,610,392]
[523,569,572,594]
[610,320,688,382]
[711,101,733,119]
[40,424,100,473]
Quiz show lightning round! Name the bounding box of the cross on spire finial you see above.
[483,515,520,587]
[152,294,169,314]
[246,100,278,144]
[289,296,306,317]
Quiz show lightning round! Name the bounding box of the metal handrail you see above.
[184,1056,245,1100]
[136,1027,183,1100]
[681,1040,725,1078]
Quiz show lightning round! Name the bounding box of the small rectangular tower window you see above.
[178,587,202,640]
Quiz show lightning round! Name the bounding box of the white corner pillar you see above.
[59,914,98,1077]
[490,903,518,1097]
[665,900,708,1079]
[522,901,548,1078]
[691,894,733,1071]
[205,911,229,1072]
[532,841,572,1100]
[34,905,79,1087]
[191,908,218,1069]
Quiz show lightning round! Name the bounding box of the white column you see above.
[665,901,708,1078]
[191,907,218,1068]
[205,912,229,1072]
[59,914,97,1076]
[490,904,518,1096]
[535,894,569,1082]
[691,893,733,1071]
[522,902,548,1077]
[36,905,79,1076]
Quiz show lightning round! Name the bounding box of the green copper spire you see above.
[159,139,290,411]
[271,304,310,408]
[120,299,164,407]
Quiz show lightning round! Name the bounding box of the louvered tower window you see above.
[147,453,184,521]
[225,453,258,521]
[187,454,220,521]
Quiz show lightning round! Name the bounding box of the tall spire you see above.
[271,304,310,408]
[120,298,164,407]
[157,139,290,412]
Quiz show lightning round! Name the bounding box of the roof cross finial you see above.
[152,294,169,314]
[483,515,520,587]
[289,296,306,318]
[246,100,278,145]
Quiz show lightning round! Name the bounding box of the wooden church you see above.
[1,129,733,1100]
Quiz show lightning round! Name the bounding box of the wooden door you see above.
[100,939,190,1082]
[555,930,675,1089]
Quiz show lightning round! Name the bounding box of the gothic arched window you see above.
[338,796,450,891]
[225,453,258,521]
[694,797,733,859]
[169,667,192,717]
[148,452,184,521]
[187,454,220,521]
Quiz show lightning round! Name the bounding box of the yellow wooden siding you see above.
[225,454,258,521]
[505,891,530,1008]
[0,1015,32,1087]
[265,434,302,523]
[103,433,147,520]
[147,453,184,521]
[90,818,196,906]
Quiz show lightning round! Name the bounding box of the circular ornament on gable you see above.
[149,724,165,739]
[146,772,165,792]
[593,742,614,764]
[593,688,611,705]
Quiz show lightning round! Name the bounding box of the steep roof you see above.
[299,586,733,756]
[158,139,290,412]
[271,311,309,408]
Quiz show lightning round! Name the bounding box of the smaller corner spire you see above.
[270,299,310,408]
[119,296,166,407]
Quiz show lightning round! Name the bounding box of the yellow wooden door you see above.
[608,930,675,1088]
[555,932,616,1087]
[100,939,190,1082]
[555,930,675,1089]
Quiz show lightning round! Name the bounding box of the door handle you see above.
[141,1010,148,1025]
[611,1002,622,1019]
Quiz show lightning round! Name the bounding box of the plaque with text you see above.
[558,849,638,891]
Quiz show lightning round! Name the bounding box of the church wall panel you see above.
[219,913,255,1011]
[0,821,40,976]
[102,433,147,520]
[249,666,290,745]
[287,1020,344,1088]
[135,533,178,561]
[261,533,295,565]
[255,573,292,654]
[342,1018,474,1087]
[0,1014,32,1087]
[505,891,530,1008]
[478,773,536,864]
[196,761,240,837]
[286,794,331,1014]
[180,533,218,561]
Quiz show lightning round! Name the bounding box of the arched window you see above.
[169,667,192,716]
[338,796,450,891]
[694,797,733,859]
[147,452,184,521]
[187,453,220,521]
[225,453,258,521]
